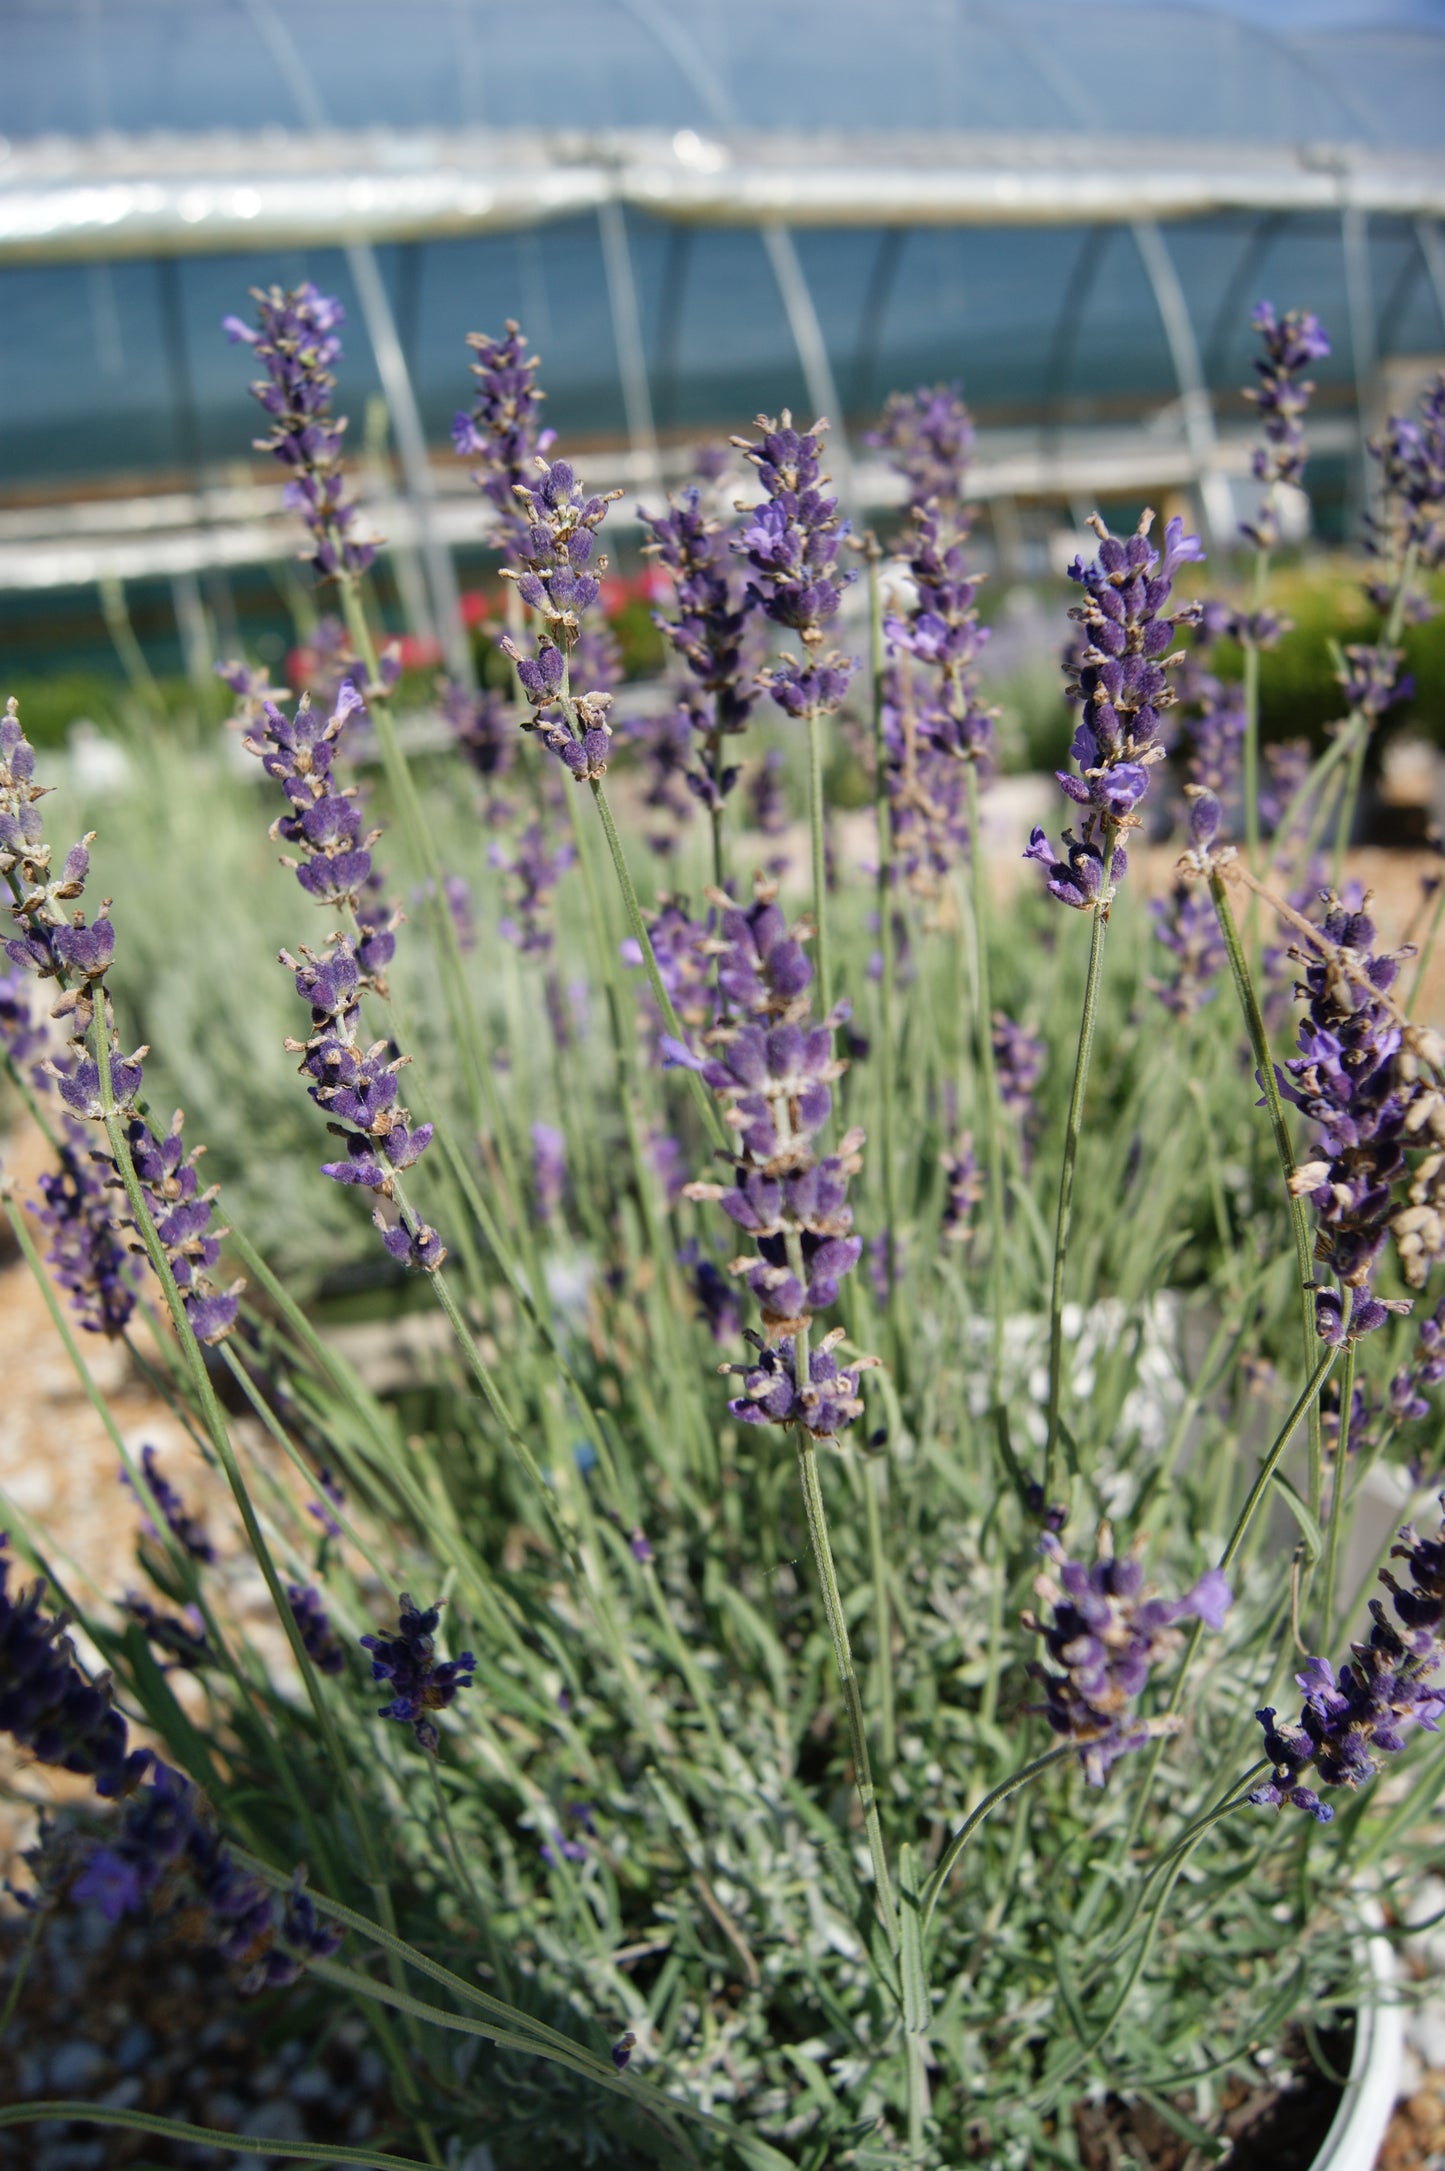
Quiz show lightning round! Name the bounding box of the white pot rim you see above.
[1309,1902,1404,2171]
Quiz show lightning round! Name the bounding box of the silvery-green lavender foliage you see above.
[2,291,1445,2171]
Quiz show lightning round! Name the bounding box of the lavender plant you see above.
[3,287,1445,2171]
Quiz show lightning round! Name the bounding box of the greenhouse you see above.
[2,0,1445,673]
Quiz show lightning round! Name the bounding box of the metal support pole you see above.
[1132,219,1231,546]
[243,0,474,686]
[597,196,662,501]
[1342,204,1379,533]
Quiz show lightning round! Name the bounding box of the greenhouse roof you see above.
[4,1,1444,164]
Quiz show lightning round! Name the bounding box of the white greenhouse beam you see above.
[2,130,1444,262]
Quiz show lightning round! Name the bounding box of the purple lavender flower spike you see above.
[492,820,575,958]
[33,1131,135,1337]
[1023,1527,1232,1787]
[3,700,241,1346]
[531,1121,567,1223]
[123,1445,215,1564]
[1276,892,1445,1295]
[639,468,762,833]
[940,1133,983,1247]
[288,1584,345,1676]
[1366,373,1445,621]
[1252,1494,1445,1821]
[992,1014,1046,1167]
[1244,304,1331,505]
[867,382,976,521]
[670,875,875,1434]
[1025,512,1203,913]
[360,1593,475,1754]
[724,1329,868,1439]
[454,320,556,552]
[0,1535,151,1799]
[227,284,375,579]
[733,414,857,733]
[495,446,624,781]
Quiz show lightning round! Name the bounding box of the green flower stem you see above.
[1240,540,1271,876]
[400,1183,670,1756]
[964,759,1008,1396]
[862,1447,896,1769]
[89,1006,381,1898]
[807,705,832,1015]
[588,775,727,1152]
[868,543,903,1364]
[1408,870,1445,1013]
[1209,870,1324,1524]
[1044,891,1112,1500]
[1117,1348,1336,1865]
[920,1742,1075,1936]
[335,578,531,1252]
[0,1188,290,1803]
[1319,1336,1355,1647]
[794,1426,899,1949]
[0,2105,437,2171]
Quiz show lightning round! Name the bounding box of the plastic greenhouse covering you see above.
[0,0,1442,562]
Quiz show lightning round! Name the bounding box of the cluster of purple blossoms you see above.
[622,897,715,1051]
[1366,371,1445,616]
[288,1584,345,1676]
[1025,514,1204,912]
[453,319,556,552]
[721,1330,868,1439]
[0,964,45,1079]
[639,472,761,829]
[1252,1500,1445,1822]
[3,701,241,1345]
[498,457,622,782]
[1150,885,1228,1021]
[940,1133,983,1247]
[76,1761,341,1993]
[880,498,996,895]
[867,382,976,521]
[1391,1296,1445,1425]
[33,1131,135,1337]
[441,679,516,808]
[1279,894,1445,1296]
[225,285,374,581]
[1023,1528,1232,1787]
[360,1593,475,1755]
[243,682,441,1271]
[123,1444,214,1564]
[992,1013,1046,1164]
[677,1238,743,1344]
[492,820,575,959]
[531,1121,568,1223]
[747,747,791,849]
[672,881,873,1438]
[0,1534,151,1800]
[283,941,441,1272]
[733,415,856,720]
[1243,303,1332,508]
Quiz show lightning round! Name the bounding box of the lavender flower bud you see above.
[454,320,556,549]
[122,1445,214,1564]
[1244,303,1331,496]
[226,285,375,579]
[1024,1528,1231,1787]
[1025,512,1203,911]
[0,1536,151,1798]
[1252,1495,1445,1821]
[360,1593,475,1755]
[866,382,975,520]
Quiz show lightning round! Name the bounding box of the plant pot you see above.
[1310,1906,1404,2171]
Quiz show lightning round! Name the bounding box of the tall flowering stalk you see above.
[640,464,761,885]
[244,681,443,1275]
[1253,1500,1445,1822]
[1024,514,1204,1492]
[733,415,856,1011]
[1,702,241,1347]
[1235,304,1331,872]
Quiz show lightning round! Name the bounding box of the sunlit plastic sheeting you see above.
[4,0,1436,146]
